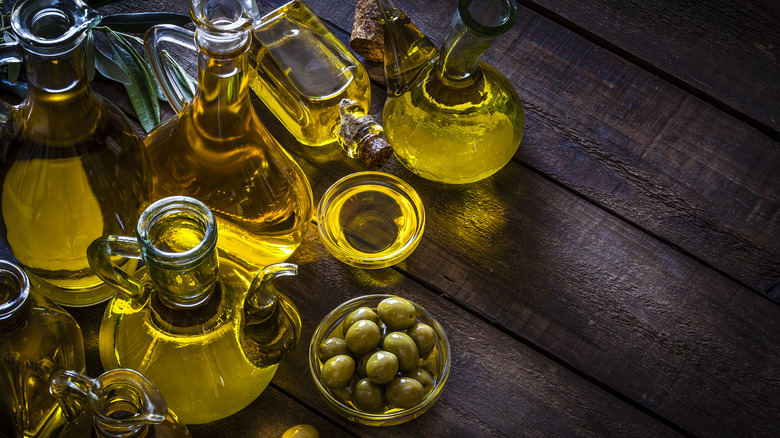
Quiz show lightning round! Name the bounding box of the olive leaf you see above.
[99,13,191,33]
[163,50,197,102]
[92,40,132,84]
[85,32,96,81]
[105,29,160,132]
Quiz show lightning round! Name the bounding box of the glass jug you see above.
[87,196,302,424]
[0,0,153,306]
[378,0,523,184]
[0,260,85,437]
[143,0,313,273]
[50,369,190,438]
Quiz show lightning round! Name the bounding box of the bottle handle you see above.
[50,370,95,421]
[87,235,146,302]
[0,41,23,121]
[144,24,196,113]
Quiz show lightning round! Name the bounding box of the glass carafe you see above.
[143,0,313,273]
[0,0,153,305]
[50,369,190,438]
[87,196,302,424]
[0,260,85,437]
[378,0,523,184]
[148,0,392,169]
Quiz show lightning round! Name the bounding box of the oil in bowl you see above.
[317,172,425,269]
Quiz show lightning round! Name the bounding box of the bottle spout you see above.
[375,0,438,96]
[10,0,101,52]
[241,263,302,367]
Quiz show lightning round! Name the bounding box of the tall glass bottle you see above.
[88,196,302,424]
[378,0,523,184]
[0,0,152,305]
[0,260,85,437]
[50,369,190,438]
[144,0,313,273]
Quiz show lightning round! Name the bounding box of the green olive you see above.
[382,331,419,372]
[385,377,424,408]
[318,337,349,362]
[282,424,319,438]
[320,355,355,389]
[407,322,436,358]
[402,368,434,392]
[341,307,380,336]
[355,349,379,378]
[332,373,357,403]
[352,378,386,413]
[345,320,381,354]
[377,297,418,330]
[366,350,399,385]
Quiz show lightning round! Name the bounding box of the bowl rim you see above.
[308,294,451,425]
[316,172,426,268]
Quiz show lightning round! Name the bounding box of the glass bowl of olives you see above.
[309,294,450,426]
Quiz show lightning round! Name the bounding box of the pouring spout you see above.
[376,0,438,96]
[241,263,302,367]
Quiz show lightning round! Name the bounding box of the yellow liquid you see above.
[0,99,151,305]
[144,84,312,272]
[383,62,524,184]
[320,184,421,268]
[99,261,279,425]
[0,293,85,437]
[248,0,371,146]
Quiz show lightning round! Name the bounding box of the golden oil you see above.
[247,0,371,147]
[318,173,424,269]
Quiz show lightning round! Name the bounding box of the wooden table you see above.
[2,0,778,436]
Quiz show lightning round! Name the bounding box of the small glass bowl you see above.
[316,172,425,269]
[309,294,450,426]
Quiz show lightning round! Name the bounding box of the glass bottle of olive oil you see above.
[50,368,190,438]
[378,0,524,184]
[88,196,302,425]
[144,0,313,272]
[0,260,85,438]
[0,0,152,306]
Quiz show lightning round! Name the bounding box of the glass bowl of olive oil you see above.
[317,172,425,269]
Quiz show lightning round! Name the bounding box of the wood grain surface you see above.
[1,0,777,437]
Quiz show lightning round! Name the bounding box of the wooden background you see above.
[1,0,778,436]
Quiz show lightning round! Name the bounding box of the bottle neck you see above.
[137,197,219,310]
[191,27,255,137]
[437,0,517,81]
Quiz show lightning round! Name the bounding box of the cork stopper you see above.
[350,0,384,62]
[339,99,393,170]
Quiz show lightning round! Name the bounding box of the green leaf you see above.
[163,50,196,102]
[108,31,160,132]
[94,44,132,84]
[99,13,191,33]
[86,32,96,81]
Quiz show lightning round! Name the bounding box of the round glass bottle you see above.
[379,0,523,184]
[50,368,190,438]
[88,196,302,424]
[0,0,152,305]
[0,260,85,437]
[143,0,313,273]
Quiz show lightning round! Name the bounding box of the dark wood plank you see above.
[297,0,779,294]
[530,0,780,136]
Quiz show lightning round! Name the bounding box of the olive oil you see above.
[320,181,421,266]
[99,260,278,425]
[248,0,371,147]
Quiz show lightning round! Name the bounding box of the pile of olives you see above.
[316,296,439,413]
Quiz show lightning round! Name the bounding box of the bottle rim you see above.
[458,0,518,37]
[0,260,30,320]
[10,0,99,53]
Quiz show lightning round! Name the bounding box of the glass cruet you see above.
[142,0,313,273]
[378,0,524,184]
[49,368,190,438]
[0,259,86,437]
[0,0,153,306]
[86,196,302,424]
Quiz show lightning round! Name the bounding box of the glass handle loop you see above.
[144,24,196,113]
[0,41,22,120]
[87,235,144,300]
